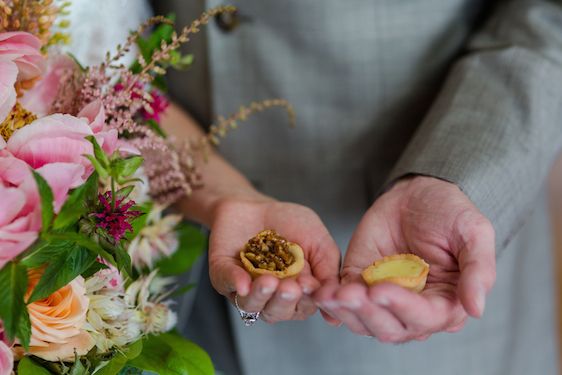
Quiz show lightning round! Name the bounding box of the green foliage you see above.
[44,232,117,269]
[82,261,109,279]
[18,357,52,375]
[95,340,143,375]
[28,242,97,303]
[156,223,207,276]
[32,171,54,234]
[54,172,99,230]
[128,333,214,375]
[125,202,153,242]
[130,13,194,92]
[0,262,30,347]
[110,156,144,185]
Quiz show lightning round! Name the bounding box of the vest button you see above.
[214,11,240,33]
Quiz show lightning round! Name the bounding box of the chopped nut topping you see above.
[244,230,295,272]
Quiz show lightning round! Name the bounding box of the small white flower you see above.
[143,303,177,334]
[128,204,182,270]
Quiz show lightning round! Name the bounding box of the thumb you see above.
[209,256,253,298]
[456,219,496,318]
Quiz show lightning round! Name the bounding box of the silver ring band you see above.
[234,294,261,327]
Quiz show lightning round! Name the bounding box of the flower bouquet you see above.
[0,2,293,374]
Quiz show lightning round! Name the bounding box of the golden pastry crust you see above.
[240,230,304,279]
[361,253,429,293]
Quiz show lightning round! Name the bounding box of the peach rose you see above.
[26,269,94,361]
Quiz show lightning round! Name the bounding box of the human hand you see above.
[209,193,341,323]
[315,176,496,342]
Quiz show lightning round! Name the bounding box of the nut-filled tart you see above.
[240,229,304,279]
[361,253,429,293]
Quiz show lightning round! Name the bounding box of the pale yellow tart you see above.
[361,254,429,292]
[240,229,304,279]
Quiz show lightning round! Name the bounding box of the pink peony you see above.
[0,154,84,268]
[0,60,17,123]
[6,101,118,180]
[20,54,78,117]
[0,32,45,83]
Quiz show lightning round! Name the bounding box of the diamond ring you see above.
[234,293,260,327]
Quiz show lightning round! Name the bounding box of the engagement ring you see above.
[234,294,260,327]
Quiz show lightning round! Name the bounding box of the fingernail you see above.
[260,286,274,295]
[376,296,390,307]
[302,286,313,295]
[281,292,296,301]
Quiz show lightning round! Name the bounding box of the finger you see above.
[262,279,302,322]
[457,219,496,318]
[293,295,318,320]
[308,230,342,283]
[209,257,253,297]
[335,283,406,341]
[446,318,467,333]
[297,274,321,296]
[368,283,466,334]
[237,275,279,313]
[318,283,370,336]
[314,280,344,327]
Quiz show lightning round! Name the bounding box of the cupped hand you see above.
[315,176,496,342]
[209,194,341,323]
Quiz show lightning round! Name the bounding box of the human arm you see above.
[317,0,562,340]
[160,103,341,322]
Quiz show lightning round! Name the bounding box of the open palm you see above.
[209,197,341,323]
[315,176,496,342]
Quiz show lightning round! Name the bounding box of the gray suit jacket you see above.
[155,0,562,374]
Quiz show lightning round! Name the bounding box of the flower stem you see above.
[111,178,116,210]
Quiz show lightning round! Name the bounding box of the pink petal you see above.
[20,54,77,116]
[0,155,30,185]
[0,31,42,49]
[0,60,17,122]
[11,137,92,169]
[0,341,13,375]
[7,114,93,155]
[78,100,105,133]
[0,185,26,226]
[37,162,86,212]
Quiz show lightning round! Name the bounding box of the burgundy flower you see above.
[141,90,169,122]
[94,191,141,243]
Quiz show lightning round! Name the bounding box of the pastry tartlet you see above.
[361,254,429,292]
[240,229,304,279]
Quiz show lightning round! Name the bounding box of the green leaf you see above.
[45,232,117,268]
[111,156,143,182]
[28,243,96,303]
[86,135,110,168]
[156,223,207,276]
[32,171,54,233]
[85,155,109,179]
[128,333,214,375]
[54,172,99,229]
[95,340,143,375]
[113,244,132,278]
[0,262,28,344]
[82,261,109,278]
[114,185,135,201]
[124,202,152,243]
[17,308,32,350]
[19,239,55,267]
[169,283,195,298]
[69,356,88,375]
[18,356,51,375]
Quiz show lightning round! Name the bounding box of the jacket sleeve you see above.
[387,0,562,251]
